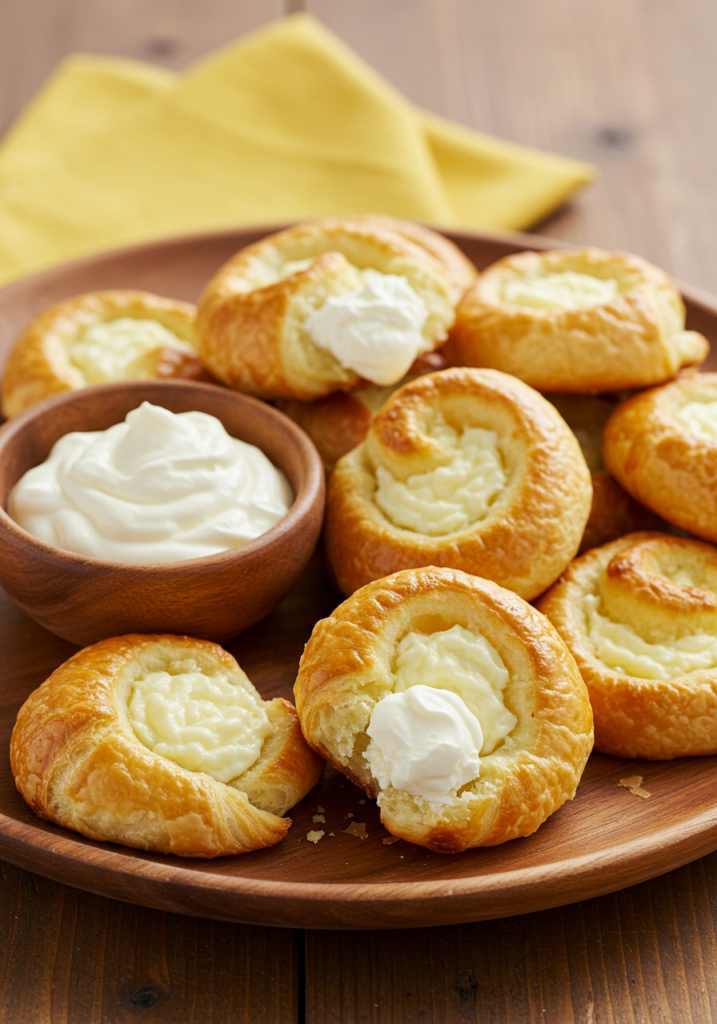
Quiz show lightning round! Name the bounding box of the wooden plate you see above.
[1,225,717,931]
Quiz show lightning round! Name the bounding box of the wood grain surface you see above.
[2,0,717,1021]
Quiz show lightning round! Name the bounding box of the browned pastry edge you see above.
[195,218,455,401]
[446,248,709,393]
[325,367,592,599]
[537,532,717,759]
[294,567,593,852]
[2,290,207,418]
[11,634,324,857]
[602,373,717,543]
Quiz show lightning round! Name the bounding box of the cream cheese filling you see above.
[363,625,517,804]
[128,668,272,783]
[374,414,506,535]
[583,593,717,680]
[501,271,619,310]
[69,317,194,384]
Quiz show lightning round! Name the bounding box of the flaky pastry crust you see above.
[2,290,207,418]
[325,367,592,599]
[342,215,477,304]
[602,374,717,543]
[447,248,708,392]
[294,567,593,852]
[538,533,717,759]
[195,218,455,401]
[11,635,324,857]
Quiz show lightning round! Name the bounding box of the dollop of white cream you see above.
[364,685,483,805]
[363,625,517,805]
[502,271,619,310]
[9,402,292,563]
[583,593,717,680]
[374,415,506,535]
[305,268,429,386]
[675,400,717,441]
[128,668,272,782]
[69,317,194,384]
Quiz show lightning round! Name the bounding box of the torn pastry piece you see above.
[195,218,455,401]
[537,532,717,759]
[448,248,708,392]
[10,635,324,857]
[602,373,717,544]
[294,567,593,852]
[277,351,447,472]
[546,394,663,553]
[2,290,207,418]
[325,367,592,599]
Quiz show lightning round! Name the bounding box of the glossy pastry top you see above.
[325,367,592,599]
[11,634,325,856]
[195,217,456,401]
[2,290,206,418]
[602,374,717,544]
[448,248,708,392]
[538,532,717,759]
[294,566,593,851]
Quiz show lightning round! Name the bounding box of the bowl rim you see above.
[0,378,325,574]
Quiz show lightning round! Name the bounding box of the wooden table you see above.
[2,1,717,1020]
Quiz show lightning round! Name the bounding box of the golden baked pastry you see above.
[343,214,477,304]
[602,373,717,543]
[537,532,717,759]
[195,217,456,401]
[448,248,708,392]
[277,351,447,472]
[546,394,662,553]
[325,367,592,599]
[294,567,593,852]
[2,290,207,418]
[11,635,324,857]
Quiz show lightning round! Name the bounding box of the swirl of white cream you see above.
[9,402,292,563]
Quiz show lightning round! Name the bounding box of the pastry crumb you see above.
[619,775,651,799]
[358,799,366,805]
[312,813,326,824]
[329,832,335,836]
[317,806,325,813]
[344,821,368,839]
[306,830,325,844]
[347,812,354,818]
[383,836,400,845]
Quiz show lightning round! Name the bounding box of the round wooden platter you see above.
[1,225,717,932]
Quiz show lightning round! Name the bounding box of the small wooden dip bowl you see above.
[0,380,325,646]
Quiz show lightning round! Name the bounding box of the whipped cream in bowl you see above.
[0,380,325,645]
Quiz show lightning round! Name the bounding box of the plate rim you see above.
[3,222,717,930]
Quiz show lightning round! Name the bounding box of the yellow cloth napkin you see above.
[0,13,593,286]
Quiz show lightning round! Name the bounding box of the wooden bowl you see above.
[0,380,325,646]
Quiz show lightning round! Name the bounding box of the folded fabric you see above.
[0,13,594,286]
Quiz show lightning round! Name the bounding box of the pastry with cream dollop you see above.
[294,567,593,852]
[325,367,592,599]
[537,532,717,759]
[8,401,292,564]
[602,373,717,544]
[195,217,457,401]
[10,635,324,857]
[2,290,208,418]
[447,248,708,392]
